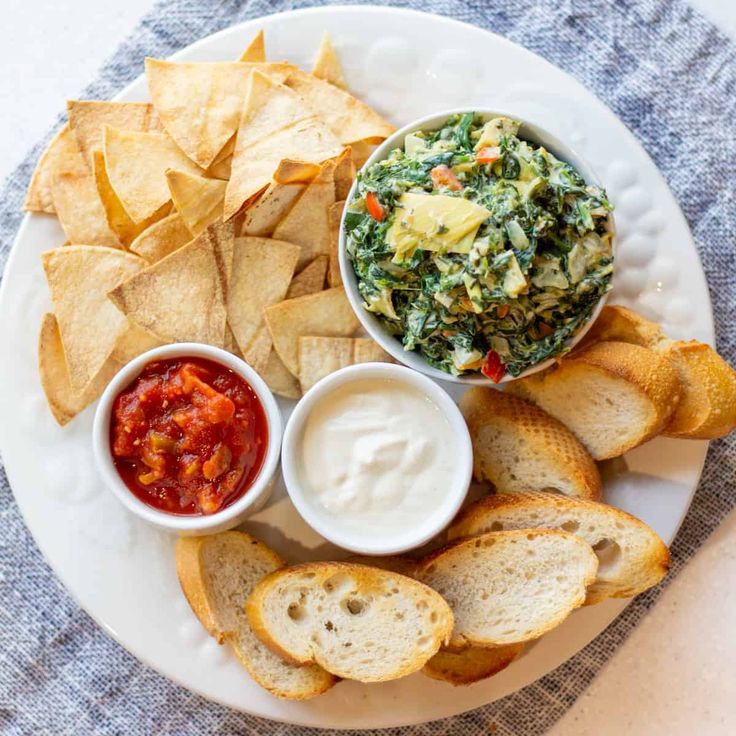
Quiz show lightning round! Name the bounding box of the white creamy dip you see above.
[299,377,456,536]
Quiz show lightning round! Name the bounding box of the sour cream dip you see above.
[281,363,473,554]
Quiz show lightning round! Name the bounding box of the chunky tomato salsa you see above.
[110,357,268,516]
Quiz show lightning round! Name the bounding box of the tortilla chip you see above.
[108,221,233,347]
[224,323,243,357]
[241,181,305,236]
[206,154,232,180]
[298,336,395,391]
[111,320,164,363]
[327,200,345,287]
[333,148,355,201]
[166,169,226,236]
[228,236,300,369]
[93,150,170,246]
[145,59,292,169]
[262,349,300,400]
[286,69,395,145]
[312,33,347,89]
[286,256,327,299]
[42,246,145,393]
[24,124,87,213]
[239,29,265,62]
[274,160,321,184]
[67,101,161,167]
[52,171,121,247]
[129,211,192,263]
[351,140,375,168]
[263,287,360,376]
[38,313,121,425]
[103,126,203,223]
[273,160,336,269]
[225,71,342,219]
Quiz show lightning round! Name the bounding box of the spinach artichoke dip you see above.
[344,113,614,380]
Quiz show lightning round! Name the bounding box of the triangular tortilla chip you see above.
[273,160,335,269]
[225,71,342,219]
[262,349,300,400]
[327,200,345,287]
[38,313,121,426]
[145,59,292,169]
[224,323,243,357]
[129,211,192,263]
[166,170,226,236]
[351,140,375,168]
[52,171,121,248]
[242,181,305,236]
[286,69,395,145]
[239,29,265,62]
[333,148,355,201]
[104,126,202,223]
[206,154,232,180]
[24,124,87,213]
[312,33,347,89]
[286,256,328,299]
[93,150,170,246]
[263,287,360,376]
[42,246,145,393]
[109,221,233,347]
[111,320,164,363]
[228,236,300,368]
[274,160,321,184]
[67,101,161,167]
[243,326,274,373]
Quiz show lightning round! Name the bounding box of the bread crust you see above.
[577,304,666,351]
[423,643,525,686]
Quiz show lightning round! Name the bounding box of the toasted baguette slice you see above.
[417,530,598,649]
[659,340,736,439]
[423,643,525,686]
[176,533,335,699]
[508,342,681,460]
[246,562,454,682]
[460,388,601,500]
[449,492,670,604]
[578,305,666,350]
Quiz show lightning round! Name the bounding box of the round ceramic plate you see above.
[0,6,714,730]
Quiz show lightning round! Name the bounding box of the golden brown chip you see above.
[273,160,336,269]
[352,338,395,364]
[241,181,305,236]
[25,124,87,213]
[93,150,170,247]
[128,211,192,263]
[239,29,266,62]
[228,237,300,370]
[145,59,293,169]
[67,100,161,167]
[38,313,121,426]
[286,69,395,145]
[327,199,345,287]
[262,349,300,400]
[52,170,122,247]
[224,71,342,219]
[351,140,375,168]
[166,169,226,236]
[103,126,203,223]
[333,147,356,201]
[109,221,233,347]
[206,154,232,180]
[263,287,360,376]
[224,322,244,357]
[42,246,145,393]
[111,320,164,363]
[273,159,321,184]
[312,33,348,89]
[286,256,328,299]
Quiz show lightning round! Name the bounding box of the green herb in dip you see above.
[344,113,613,380]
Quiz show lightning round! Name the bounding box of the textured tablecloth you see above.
[1,1,735,733]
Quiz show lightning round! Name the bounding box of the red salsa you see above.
[110,357,268,516]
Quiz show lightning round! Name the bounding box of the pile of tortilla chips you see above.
[27,31,396,425]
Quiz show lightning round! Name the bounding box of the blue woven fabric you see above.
[1,1,735,733]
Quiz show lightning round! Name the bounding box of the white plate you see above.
[0,5,714,730]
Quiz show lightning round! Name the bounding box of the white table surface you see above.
[2,2,735,734]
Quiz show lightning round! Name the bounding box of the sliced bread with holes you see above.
[416,530,598,650]
[448,492,670,605]
[175,532,336,699]
[423,643,525,686]
[507,341,681,459]
[246,562,454,682]
[459,388,601,500]
[577,304,666,350]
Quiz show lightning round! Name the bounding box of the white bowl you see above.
[281,362,472,555]
[92,343,282,535]
[338,108,615,385]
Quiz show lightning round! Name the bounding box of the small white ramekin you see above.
[281,362,472,555]
[338,108,615,385]
[92,343,282,535]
